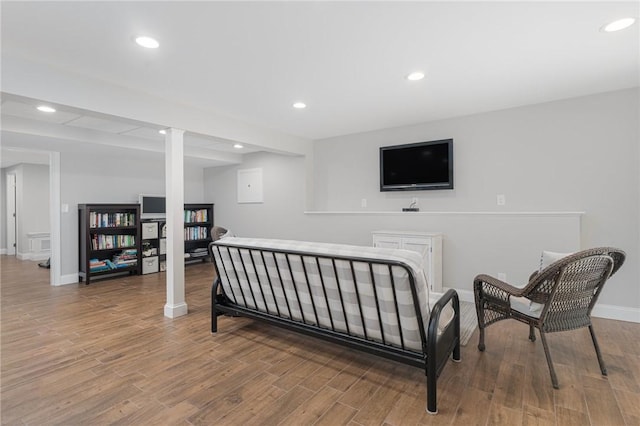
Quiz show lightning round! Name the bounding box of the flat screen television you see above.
[139,194,166,218]
[380,139,453,191]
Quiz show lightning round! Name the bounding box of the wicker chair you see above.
[211,226,229,242]
[473,247,626,389]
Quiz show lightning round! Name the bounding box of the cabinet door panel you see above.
[402,238,431,257]
[373,238,401,250]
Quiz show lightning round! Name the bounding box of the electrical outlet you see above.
[361,198,367,208]
[497,272,507,281]
[496,194,506,206]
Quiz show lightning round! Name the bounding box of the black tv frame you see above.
[379,139,453,192]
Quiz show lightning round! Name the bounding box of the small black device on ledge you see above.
[402,207,420,212]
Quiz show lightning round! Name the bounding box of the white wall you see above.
[204,152,308,239]
[59,151,206,279]
[1,163,50,258]
[0,170,6,252]
[21,163,50,258]
[205,88,639,315]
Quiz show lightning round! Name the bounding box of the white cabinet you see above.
[372,231,443,292]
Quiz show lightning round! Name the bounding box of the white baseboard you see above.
[592,304,640,323]
[444,287,639,324]
[164,302,188,318]
[55,273,79,286]
[16,251,50,261]
[443,288,474,303]
[0,248,7,255]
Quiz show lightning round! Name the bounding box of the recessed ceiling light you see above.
[601,17,636,32]
[36,105,56,113]
[135,36,159,49]
[159,129,167,135]
[233,144,244,149]
[293,102,306,109]
[407,72,425,81]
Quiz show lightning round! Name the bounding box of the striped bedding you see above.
[211,237,451,352]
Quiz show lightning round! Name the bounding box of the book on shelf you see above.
[91,235,136,250]
[89,258,110,272]
[89,249,138,271]
[89,212,136,228]
[188,248,209,258]
[184,209,208,223]
[184,226,208,241]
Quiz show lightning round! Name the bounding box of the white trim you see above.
[57,273,79,286]
[305,211,585,217]
[16,252,28,260]
[6,171,17,256]
[592,304,640,324]
[445,288,474,303]
[444,288,639,324]
[164,302,188,318]
[0,249,6,255]
[16,251,50,261]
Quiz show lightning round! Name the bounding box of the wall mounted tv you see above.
[380,139,453,191]
[139,194,166,218]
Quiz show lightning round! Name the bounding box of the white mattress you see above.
[212,237,452,352]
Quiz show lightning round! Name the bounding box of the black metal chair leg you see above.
[529,324,536,342]
[588,324,607,376]
[539,331,559,389]
[211,280,218,333]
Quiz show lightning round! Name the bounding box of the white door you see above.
[6,173,16,255]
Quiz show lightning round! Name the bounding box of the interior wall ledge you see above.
[304,211,586,217]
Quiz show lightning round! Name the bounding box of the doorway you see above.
[5,172,17,255]
[2,148,60,286]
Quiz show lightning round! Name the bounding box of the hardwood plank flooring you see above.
[1,255,639,425]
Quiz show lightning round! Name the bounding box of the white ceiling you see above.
[0,96,260,168]
[1,1,638,164]
[0,147,50,169]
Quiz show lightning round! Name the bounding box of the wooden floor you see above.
[1,256,639,425]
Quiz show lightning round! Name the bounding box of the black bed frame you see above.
[209,241,460,414]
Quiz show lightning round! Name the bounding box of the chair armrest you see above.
[474,274,525,304]
[427,289,460,366]
[427,289,460,342]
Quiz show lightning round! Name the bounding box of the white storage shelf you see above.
[372,230,443,293]
[141,221,160,274]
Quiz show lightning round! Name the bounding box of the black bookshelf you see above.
[139,203,214,273]
[78,204,141,284]
[184,203,214,264]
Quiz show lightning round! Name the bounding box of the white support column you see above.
[164,128,188,318]
[49,151,62,285]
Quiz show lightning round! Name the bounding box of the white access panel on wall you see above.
[372,230,443,293]
[237,168,263,203]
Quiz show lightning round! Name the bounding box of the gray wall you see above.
[205,88,639,311]
[60,151,206,279]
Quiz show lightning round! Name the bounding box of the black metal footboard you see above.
[209,241,460,414]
